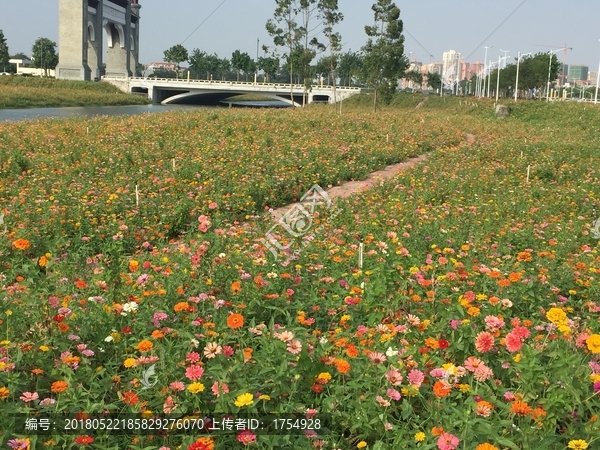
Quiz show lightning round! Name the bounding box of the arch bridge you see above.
[102,77,361,107]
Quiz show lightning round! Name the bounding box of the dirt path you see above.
[268,153,427,222]
[267,133,476,222]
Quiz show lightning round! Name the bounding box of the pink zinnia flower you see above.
[504,391,515,401]
[512,326,530,339]
[237,429,256,445]
[20,392,39,402]
[208,202,218,210]
[430,368,448,379]
[387,388,401,401]
[222,345,234,357]
[287,339,302,355]
[136,274,149,285]
[169,381,185,391]
[473,365,494,382]
[505,332,523,353]
[408,369,425,388]
[368,352,387,364]
[464,356,483,372]
[437,432,460,450]
[475,331,495,353]
[376,395,391,407]
[385,368,403,386]
[186,352,201,363]
[185,364,204,381]
[204,342,222,359]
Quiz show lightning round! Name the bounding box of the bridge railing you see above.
[102,76,361,91]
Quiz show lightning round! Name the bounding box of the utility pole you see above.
[495,49,509,103]
[482,46,492,98]
[515,52,531,101]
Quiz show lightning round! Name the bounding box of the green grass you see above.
[0,76,150,108]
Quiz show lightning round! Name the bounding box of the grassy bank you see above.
[1,99,600,449]
[0,76,149,108]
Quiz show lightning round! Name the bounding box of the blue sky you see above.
[2,0,600,70]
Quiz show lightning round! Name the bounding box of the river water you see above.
[0,101,289,123]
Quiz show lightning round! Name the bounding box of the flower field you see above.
[1,98,600,450]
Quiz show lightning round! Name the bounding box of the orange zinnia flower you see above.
[57,323,70,332]
[508,272,522,282]
[174,301,191,312]
[227,313,244,329]
[230,281,242,294]
[497,279,511,287]
[345,344,359,358]
[510,400,532,416]
[431,426,445,436]
[475,444,499,450]
[75,279,88,289]
[12,239,31,251]
[137,340,153,352]
[51,381,69,393]
[432,380,452,398]
[334,358,351,373]
[151,330,164,339]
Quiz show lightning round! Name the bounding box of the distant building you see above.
[442,50,461,87]
[9,58,55,77]
[568,65,589,83]
[147,62,177,71]
[589,72,598,86]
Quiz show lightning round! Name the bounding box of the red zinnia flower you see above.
[438,339,449,349]
[74,435,94,445]
[122,391,139,406]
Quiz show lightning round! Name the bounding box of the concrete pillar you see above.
[56,0,91,80]
[87,2,104,80]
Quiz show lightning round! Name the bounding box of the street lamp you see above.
[481,45,492,98]
[546,49,561,102]
[495,50,509,104]
[514,52,531,101]
[595,39,600,104]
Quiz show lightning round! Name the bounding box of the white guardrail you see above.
[102,76,361,91]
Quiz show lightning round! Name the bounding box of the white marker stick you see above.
[359,242,363,269]
[526,165,531,183]
[135,185,139,206]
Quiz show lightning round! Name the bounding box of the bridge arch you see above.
[160,90,301,107]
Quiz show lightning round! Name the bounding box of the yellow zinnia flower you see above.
[234,392,254,407]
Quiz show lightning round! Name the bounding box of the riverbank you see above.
[0,76,150,108]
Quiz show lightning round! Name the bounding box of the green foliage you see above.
[361,0,409,108]
[0,29,10,73]
[31,37,58,74]
[426,71,441,91]
[338,50,363,87]
[163,44,189,72]
[230,50,253,81]
[258,56,280,82]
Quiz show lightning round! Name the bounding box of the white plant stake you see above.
[359,242,365,290]
[172,158,176,171]
[520,150,523,158]
[526,165,531,183]
[359,242,363,269]
[386,134,389,142]
[135,184,139,206]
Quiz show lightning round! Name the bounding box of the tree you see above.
[163,44,188,77]
[0,30,10,73]
[258,56,280,82]
[338,51,363,87]
[31,37,58,76]
[266,0,302,102]
[231,50,252,81]
[361,0,409,109]
[217,57,231,80]
[404,70,423,90]
[425,71,441,91]
[318,0,343,102]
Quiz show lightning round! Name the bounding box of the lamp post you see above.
[494,51,509,104]
[595,40,600,104]
[514,52,531,101]
[482,45,492,98]
[547,49,561,102]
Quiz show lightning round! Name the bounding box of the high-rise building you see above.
[589,72,598,86]
[568,65,588,83]
[442,50,461,87]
